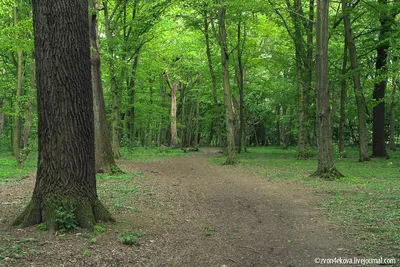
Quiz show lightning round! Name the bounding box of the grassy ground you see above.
[120,146,187,161]
[210,146,400,259]
[0,152,37,184]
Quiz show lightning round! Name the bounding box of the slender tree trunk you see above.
[372,0,392,158]
[237,18,245,153]
[217,1,235,164]
[313,0,343,178]
[282,107,290,149]
[13,5,23,159]
[389,76,397,150]
[89,1,118,173]
[164,71,179,147]
[204,10,222,147]
[339,43,348,157]
[14,0,114,229]
[104,3,121,158]
[342,0,370,162]
[194,101,200,148]
[128,53,140,142]
[291,0,309,159]
[181,87,186,146]
[305,0,314,146]
[276,106,281,146]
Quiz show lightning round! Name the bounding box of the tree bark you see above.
[104,2,121,158]
[128,53,140,142]
[89,0,118,173]
[313,0,343,178]
[372,0,392,158]
[237,17,245,153]
[339,43,348,157]
[164,71,179,148]
[342,0,370,162]
[204,10,222,147]
[291,0,309,159]
[217,1,235,164]
[13,5,23,159]
[14,0,114,229]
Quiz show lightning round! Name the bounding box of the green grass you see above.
[120,146,188,161]
[210,146,400,259]
[0,152,37,184]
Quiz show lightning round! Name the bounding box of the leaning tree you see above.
[13,0,114,229]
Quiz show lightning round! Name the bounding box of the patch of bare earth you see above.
[0,148,353,266]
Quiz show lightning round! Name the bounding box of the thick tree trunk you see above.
[339,43,348,157]
[313,0,343,178]
[89,1,118,173]
[217,2,235,164]
[164,71,179,147]
[372,0,392,158]
[389,76,397,150]
[14,0,114,229]
[104,3,121,159]
[342,1,370,162]
[204,10,222,147]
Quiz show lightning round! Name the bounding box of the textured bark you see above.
[164,71,179,148]
[204,10,222,147]
[339,43,348,157]
[389,76,397,151]
[104,3,121,159]
[312,0,343,178]
[14,0,114,229]
[372,0,392,158]
[342,0,370,162]
[217,1,235,165]
[90,1,118,173]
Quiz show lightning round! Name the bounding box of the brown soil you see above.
[0,148,353,266]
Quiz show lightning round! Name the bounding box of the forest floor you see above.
[0,147,396,266]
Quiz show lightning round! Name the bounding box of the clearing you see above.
[1,148,354,266]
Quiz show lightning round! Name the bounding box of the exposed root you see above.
[13,197,114,230]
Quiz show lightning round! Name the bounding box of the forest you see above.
[0,0,399,266]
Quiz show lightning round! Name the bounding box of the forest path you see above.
[0,148,353,267]
[120,148,352,266]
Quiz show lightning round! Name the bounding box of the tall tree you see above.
[313,0,342,178]
[217,0,235,164]
[164,70,179,147]
[14,0,113,229]
[372,0,396,158]
[342,0,370,162]
[89,0,118,173]
[203,8,222,147]
[13,3,23,160]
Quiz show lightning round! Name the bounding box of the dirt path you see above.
[0,149,353,266]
